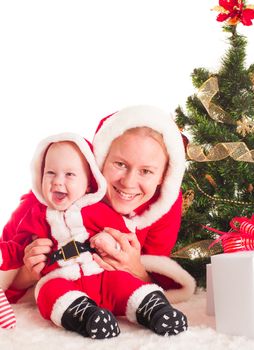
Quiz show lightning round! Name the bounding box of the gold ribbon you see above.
[189,75,254,162]
[171,239,223,260]
[187,142,254,162]
[197,76,236,125]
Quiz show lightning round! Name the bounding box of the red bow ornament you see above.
[206,215,254,253]
[213,0,254,26]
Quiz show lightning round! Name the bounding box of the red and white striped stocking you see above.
[0,288,16,329]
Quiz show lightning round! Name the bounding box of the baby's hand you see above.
[90,231,120,257]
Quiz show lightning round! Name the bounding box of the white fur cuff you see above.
[50,290,87,327]
[125,284,163,323]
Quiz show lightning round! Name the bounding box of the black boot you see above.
[136,291,187,336]
[61,296,120,339]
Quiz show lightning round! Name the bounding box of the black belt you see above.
[48,240,95,265]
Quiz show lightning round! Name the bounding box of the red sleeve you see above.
[1,203,49,270]
[141,191,183,290]
[5,287,28,304]
[1,192,38,242]
[141,191,182,256]
[15,203,49,240]
[1,196,48,304]
[0,240,30,270]
[82,202,130,237]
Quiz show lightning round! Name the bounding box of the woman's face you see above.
[102,132,168,215]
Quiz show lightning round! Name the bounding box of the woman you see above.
[2,105,195,305]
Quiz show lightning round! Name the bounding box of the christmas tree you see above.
[174,0,254,286]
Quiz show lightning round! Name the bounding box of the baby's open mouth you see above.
[53,191,67,200]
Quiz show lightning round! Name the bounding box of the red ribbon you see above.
[205,215,254,253]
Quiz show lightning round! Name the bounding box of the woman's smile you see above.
[113,186,141,201]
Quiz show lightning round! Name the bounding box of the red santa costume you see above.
[92,105,196,303]
[0,132,189,338]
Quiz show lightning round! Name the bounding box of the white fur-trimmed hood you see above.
[31,132,107,207]
[92,105,186,229]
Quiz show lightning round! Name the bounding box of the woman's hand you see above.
[23,238,53,280]
[92,227,151,282]
[11,238,53,290]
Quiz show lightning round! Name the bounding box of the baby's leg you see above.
[134,289,188,336]
[61,295,120,339]
[101,271,187,336]
[37,277,120,339]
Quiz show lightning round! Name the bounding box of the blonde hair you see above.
[124,127,169,160]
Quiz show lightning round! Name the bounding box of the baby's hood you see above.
[31,132,107,208]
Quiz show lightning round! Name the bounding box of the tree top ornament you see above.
[213,0,254,26]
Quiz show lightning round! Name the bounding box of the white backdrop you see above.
[0,0,253,231]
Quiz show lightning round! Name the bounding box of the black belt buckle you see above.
[61,240,80,261]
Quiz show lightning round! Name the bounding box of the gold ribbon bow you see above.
[187,142,254,162]
[197,76,236,125]
[187,76,254,162]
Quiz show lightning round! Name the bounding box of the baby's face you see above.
[42,142,90,211]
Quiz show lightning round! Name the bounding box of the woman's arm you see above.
[11,265,38,290]
[141,191,182,257]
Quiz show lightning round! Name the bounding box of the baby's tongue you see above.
[54,192,67,200]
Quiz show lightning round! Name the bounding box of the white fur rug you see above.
[0,290,253,350]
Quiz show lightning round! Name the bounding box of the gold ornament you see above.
[182,189,195,215]
[205,174,217,188]
[187,142,254,162]
[236,116,254,137]
[197,76,236,125]
[247,184,254,193]
[171,239,223,260]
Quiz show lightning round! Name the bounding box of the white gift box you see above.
[211,251,254,338]
[206,264,215,316]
